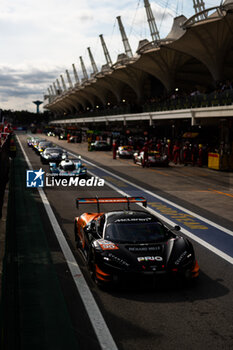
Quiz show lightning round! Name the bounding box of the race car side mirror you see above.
[85,221,96,233]
[174,225,181,231]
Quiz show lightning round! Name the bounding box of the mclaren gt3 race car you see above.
[74,197,199,286]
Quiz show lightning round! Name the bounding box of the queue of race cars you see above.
[27,136,87,178]
[27,135,200,287]
[28,135,170,168]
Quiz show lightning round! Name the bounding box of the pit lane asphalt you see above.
[19,133,233,350]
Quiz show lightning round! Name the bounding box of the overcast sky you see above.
[0,0,220,112]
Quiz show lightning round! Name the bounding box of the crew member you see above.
[198,144,203,167]
[173,142,180,164]
[142,142,149,167]
[112,140,117,159]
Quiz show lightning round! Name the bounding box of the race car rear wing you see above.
[76,196,147,212]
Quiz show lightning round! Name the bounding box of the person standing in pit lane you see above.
[173,141,180,164]
[142,142,149,167]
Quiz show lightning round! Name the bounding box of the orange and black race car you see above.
[74,197,199,286]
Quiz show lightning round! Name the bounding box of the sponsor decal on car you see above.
[128,246,161,252]
[174,251,188,265]
[98,240,119,250]
[137,256,163,262]
[114,217,152,223]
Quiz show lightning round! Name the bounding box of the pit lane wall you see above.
[0,135,11,218]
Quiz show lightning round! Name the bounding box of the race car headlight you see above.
[103,253,130,268]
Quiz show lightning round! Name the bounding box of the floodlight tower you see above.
[33,100,43,114]
[193,0,207,19]
[144,0,160,42]
[116,16,133,58]
[79,56,88,81]
[87,47,98,75]
[66,69,73,89]
[99,34,112,66]
[60,74,67,91]
[72,63,80,85]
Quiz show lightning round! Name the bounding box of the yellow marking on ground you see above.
[187,190,211,192]
[147,168,170,176]
[208,189,233,198]
[149,202,208,230]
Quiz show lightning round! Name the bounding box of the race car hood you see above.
[95,236,194,271]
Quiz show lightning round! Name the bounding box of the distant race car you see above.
[35,141,54,155]
[116,146,134,158]
[27,136,39,147]
[47,131,56,137]
[49,158,87,178]
[90,140,111,151]
[133,150,169,167]
[27,137,34,147]
[58,133,67,140]
[40,147,68,164]
[74,197,199,286]
[32,138,46,152]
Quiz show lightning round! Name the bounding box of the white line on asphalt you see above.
[17,135,118,350]
[66,150,233,265]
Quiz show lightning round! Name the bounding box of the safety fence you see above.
[0,135,13,218]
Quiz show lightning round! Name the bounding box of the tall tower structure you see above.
[56,78,62,93]
[144,0,160,42]
[79,56,88,81]
[87,47,98,75]
[66,69,73,89]
[193,0,207,19]
[50,85,55,95]
[99,34,112,66]
[72,63,80,85]
[33,100,43,114]
[53,82,58,95]
[60,74,67,91]
[116,16,133,58]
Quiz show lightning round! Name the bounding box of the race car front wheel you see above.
[74,223,82,249]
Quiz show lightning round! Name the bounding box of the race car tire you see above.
[74,223,82,249]
[87,251,104,288]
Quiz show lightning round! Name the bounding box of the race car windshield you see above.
[62,164,75,171]
[39,142,53,148]
[105,222,167,243]
[46,148,63,154]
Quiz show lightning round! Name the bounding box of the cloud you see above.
[0,0,219,111]
[0,65,66,111]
